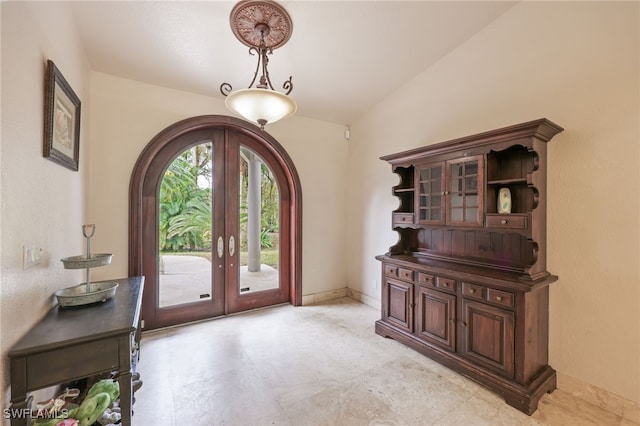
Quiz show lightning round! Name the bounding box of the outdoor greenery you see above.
[159,144,212,252]
[159,144,280,261]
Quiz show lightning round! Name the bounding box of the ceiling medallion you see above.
[230,0,293,50]
[220,0,297,129]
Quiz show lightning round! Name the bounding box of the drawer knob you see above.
[496,296,503,301]
[501,219,507,225]
[449,319,455,324]
[469,289,475,294]
[443,282,448,287]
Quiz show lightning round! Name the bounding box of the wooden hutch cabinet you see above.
[376,119,563,415]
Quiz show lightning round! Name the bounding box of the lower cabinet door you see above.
[383,278,413,333]
[461,299,515,378]
[415,286,456,352]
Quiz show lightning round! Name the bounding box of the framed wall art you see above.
[43,59,81,171]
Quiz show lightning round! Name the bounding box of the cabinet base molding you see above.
[375,319,556,415]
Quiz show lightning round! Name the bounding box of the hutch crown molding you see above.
[375,118,563,414]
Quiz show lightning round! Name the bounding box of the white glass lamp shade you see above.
[225,88,297,127]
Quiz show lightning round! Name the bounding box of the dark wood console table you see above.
[8,276,144,426]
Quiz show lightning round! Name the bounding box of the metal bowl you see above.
[60,253,112,269]
[54,281,119,307]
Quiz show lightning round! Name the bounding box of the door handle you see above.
[217,236,224,258]
[229,235,235,257]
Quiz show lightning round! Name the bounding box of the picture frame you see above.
[43,60,81,171]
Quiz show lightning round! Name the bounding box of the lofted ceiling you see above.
[70,1,517,126]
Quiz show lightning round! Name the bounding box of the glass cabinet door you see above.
[446,156,483,226]
[416,163,445,225]
[416,156,484,227]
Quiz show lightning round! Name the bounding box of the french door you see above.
[133,124,293,329]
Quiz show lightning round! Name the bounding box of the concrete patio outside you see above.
[158,255,279,307]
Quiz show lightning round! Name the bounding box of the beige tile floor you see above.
[133,297,638,426]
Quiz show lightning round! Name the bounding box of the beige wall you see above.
[87,72,348,297]
[346,1,639,404]
[0,1,90,406]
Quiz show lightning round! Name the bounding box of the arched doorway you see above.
[129,116,302,330]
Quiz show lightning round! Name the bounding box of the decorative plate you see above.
[498,187,512,214]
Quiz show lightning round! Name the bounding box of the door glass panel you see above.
[451,178,463,194]
[466,162,478,175]
[465,176,478,192]
[432,166,442,180]
[448,158,482,224]
[418,164,443,223]
[238,146,280,294]
[451,194,463,208]
[450,208,463,222]
[158,143,213,308]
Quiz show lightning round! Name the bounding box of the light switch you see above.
[23,245,43,269]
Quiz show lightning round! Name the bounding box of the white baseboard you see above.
[556,372,640,423]
[301,288,348,305]
[346,288,379,309]
[303,286,380,309]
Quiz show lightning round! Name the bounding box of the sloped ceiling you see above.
[70,1,517,125]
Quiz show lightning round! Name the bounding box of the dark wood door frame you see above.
[129,115,302,329]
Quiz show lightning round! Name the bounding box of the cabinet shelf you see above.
[486,183,535,215]
[393,188,415,193]
[486,146,535,183]
[487,178,527,185]
[393,166,414,191]
[392,166,416,213]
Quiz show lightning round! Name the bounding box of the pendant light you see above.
[220,0,297,129]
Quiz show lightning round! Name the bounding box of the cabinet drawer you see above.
[487,288,515,308]
[462,282,485,300]
[486,214,527,229]
[398,268,415,282]
[392,213,414,225]
[436,277,457,293]
[417,273,435,287]
[384,264,398,278]
[384,265,398,278]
